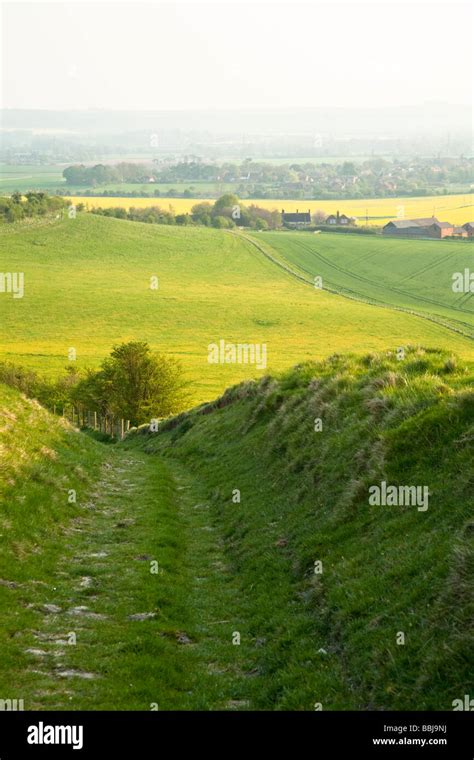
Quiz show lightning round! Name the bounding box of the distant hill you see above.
[1,105,471,137]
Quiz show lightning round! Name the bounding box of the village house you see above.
[325,211,356,226]
[281,209,311,228]
[462,222,474,237]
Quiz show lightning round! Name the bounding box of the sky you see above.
[1,0,472,111]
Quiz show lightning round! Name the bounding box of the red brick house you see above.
[452,226,469,238]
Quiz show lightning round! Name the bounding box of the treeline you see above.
[0,342,187,427]
[57,187,194,199]
[90,194,281,230]
[63,162,150,185]
[62,157,474,199]
[0,192,66,223]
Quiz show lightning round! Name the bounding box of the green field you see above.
[257,230,474,338]
[0,164,68,192]
[1,215,473,405]
[0,164,235,196]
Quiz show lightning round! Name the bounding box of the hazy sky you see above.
[1,0,472,111]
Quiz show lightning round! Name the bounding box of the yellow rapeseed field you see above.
[67,193,473,226]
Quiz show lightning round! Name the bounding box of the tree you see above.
[96,341,187,425]
[175,213,191,225]
[212,215,233,229]
[213,193,240,216]
[191,202,213,223]
[312,209,326,225]
[340,161,356,176]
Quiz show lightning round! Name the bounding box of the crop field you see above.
[66,193,473,226]
[0,164,66,192]
[1,214,472,406]
[258,230,474,337]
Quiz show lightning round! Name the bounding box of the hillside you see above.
[1,214,473,406]
[127,346,474,710]
[0,346,472,710]
[0,384,103,701]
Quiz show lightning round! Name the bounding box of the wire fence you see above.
[53,405,131,440]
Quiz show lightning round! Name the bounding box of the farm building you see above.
[383,217,454,238]
[325,211,356,226]
[462,222,474,237]
[452,226,469,238]
[281,209,311,228]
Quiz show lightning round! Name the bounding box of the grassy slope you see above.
[0,384,255,709]
[128,346,474,710]
[1,346,472,710]
[257,230,474,336]
[0,384,103,698]
[1,214,473,406]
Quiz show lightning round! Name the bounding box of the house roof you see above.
[411,217,439,225]
[384,217,454,230]
[453,226,466,233]
[384,219,420,228]
[282,212,311,222]
[462,222,474,228]
[325,213,356,221]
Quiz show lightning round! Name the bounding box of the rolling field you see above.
[257,230,474,337]
[0,214,473,406]
[66,193,474,226]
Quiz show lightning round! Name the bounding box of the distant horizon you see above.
[1,102,472,112]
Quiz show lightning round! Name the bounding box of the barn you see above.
[383,219,429,237]
[383,217,454,239]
